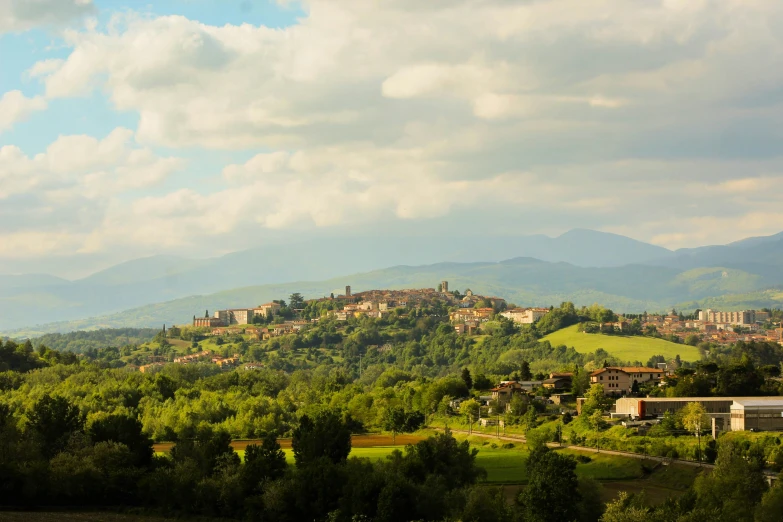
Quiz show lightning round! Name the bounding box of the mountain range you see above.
[3,229,783,336]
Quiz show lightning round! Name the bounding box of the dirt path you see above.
[153,433,423,453]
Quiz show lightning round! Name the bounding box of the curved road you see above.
[435,427,779,480]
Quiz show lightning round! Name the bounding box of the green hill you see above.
[543,324,700,363]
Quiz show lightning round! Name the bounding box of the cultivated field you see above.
[152,433,424,453]
[542,324,701,362]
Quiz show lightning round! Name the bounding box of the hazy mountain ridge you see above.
[3,229,783,334]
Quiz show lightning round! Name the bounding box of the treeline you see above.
[30,328,159,354]
[0,397,495,520]
[600,439,783,522]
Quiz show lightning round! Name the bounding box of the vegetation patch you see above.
[543,324,700,362]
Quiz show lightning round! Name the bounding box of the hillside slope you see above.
[543,324,701,363]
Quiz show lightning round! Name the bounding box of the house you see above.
[254,302,282,318]
[590,367,665,395]
[490,381,526,406]
[542,376,572,391]
[139,362,165,373]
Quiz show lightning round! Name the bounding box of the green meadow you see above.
[543,324,700,362]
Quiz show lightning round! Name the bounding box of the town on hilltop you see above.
[131,281,782,374]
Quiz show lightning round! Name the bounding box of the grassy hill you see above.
[543,324,700,363]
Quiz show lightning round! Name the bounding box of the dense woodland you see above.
[2,301,783,520]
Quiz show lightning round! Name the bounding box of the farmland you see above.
[542,324,701,362]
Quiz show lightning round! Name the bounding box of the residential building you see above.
[253,302,282,318]
[543,377,571,390]
[490,381,526,407]
[193,310,225,328]
[590,367,665,395]
[501,308,550,324]
[698,309,757,326]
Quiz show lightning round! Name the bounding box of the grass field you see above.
[543,324,701,362]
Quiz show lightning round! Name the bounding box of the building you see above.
[730,399,783,431]
[590,367,664,395]
[614,396,783,432]
[500,308,549,324]
[490,381,527,407]
[441,281,449,293]
[543,374,572,391]
[193,310,225,328]
[698,309,757,326]
[253,302,282,318]
[139,362,165,373]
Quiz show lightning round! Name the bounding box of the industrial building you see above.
[613,396,783,432]
[730,399,783,432]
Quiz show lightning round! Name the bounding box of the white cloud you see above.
[3,0,783,258]
[0,90,47,132]
[0,128,183,257]
[0,0,93,33]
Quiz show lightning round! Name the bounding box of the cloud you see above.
[4,0,783,260]
[0,0,94,33]
[0,90,47,132]
[0,128,183,257]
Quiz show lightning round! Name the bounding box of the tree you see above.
[381,406,406,445]
[520,360,532,381]
[756,481,783,522]
[519,448,581,522]
[681,402,708,463]
[459,399,480,434]
[461,368,473,390]
[27,394,84,458]
[582,384,611,415]
[292,410,351,467]
[87,413,153,467]
[243,432,287,491]
[600,491,650,522]
[692,440,768,521]
[289,293,305,309]
[473,373,492,390]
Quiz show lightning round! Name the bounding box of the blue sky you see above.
[2,0,783,278]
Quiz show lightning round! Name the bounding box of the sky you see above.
[2,0,783,278]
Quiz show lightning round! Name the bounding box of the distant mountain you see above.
[0,230,676,330]
[8,257,783,337]
[0,274,69,291]
[4,228,783,334]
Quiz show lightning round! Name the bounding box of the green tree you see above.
[459,399,481,434]
[680,402,709,463]
[289,293,305,309]
[461,367,473,390]
[692,440,767,522]
[381,406,406,445]
[519,448,581,522]
[27,394,84,459]
[600,491,650,522]
[243,432,287,491]
[756,481,783,522]
[87,413,153,467]
[520,360,532,381]
[292,410,351,467]
[582,384,611,415]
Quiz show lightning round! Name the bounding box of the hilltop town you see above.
[121,282,777,374]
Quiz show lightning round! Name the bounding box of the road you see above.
[435,427,779,479]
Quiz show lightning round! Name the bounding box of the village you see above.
[187,281,783,347]
[130,281,783,374]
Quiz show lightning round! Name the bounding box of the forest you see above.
[2,301,783,520]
